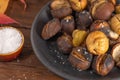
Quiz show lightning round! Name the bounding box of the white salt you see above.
[0,27,22,54]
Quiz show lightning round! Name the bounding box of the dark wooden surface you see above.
[1,0,63,80]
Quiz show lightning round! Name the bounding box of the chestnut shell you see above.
[91,1,114,20]
[92,54,115,76]
[57,33,73,54]
[76,10,93,30]
[61,16,75,35]
[69,47,93,70]
[41,18,61,40]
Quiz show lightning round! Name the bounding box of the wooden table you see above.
[1,0,63,80]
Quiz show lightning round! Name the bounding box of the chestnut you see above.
[41,18,61,40]
[109,14,120,35]
[90,20,109,31]
[69,0,87,12]
[50,0,72,18]
[90,20,119,40]
[76,10,93,30]
[61,15,75,35]
[89,0,116,5]
[115,4,120,14]
[111,43,120,67]
[72,29,87,47]
[86,31,109,55]
[69,47,93,70]
[92,54,114,76]
[108,0,116,5]
[110,37,120,46]
[57,33,73,54]
[90,0,114,20]
[88,0,96,5]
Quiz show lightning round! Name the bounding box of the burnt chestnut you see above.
[69,47,93,70]
[110,14,120,35]
[91,0,114,20]
[41,18,61,40]
[69,0,87,12]
[61,16,75,35]
[92,54,115,76]
[76,10,93,30]
[57,33,73,54]
[86,31,109,55]
[50,0,72,18]
[111,43,120,68]
[90,20,119,40]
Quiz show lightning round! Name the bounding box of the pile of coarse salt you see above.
[0,27,22,54]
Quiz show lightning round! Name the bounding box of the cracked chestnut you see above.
[61,15,75,35]
[41,18,61,40]
[112,43,120,68]
[69,0,87,12]
[86,31,109,55]
[90,20,119,40]
[90,0,114,20]
[110,14,120,35]
[92,54,114,76]
[72,29,87,47]
[69,47,93,70]
[50,0,72,19]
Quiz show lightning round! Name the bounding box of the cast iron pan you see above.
[31,2,120,80]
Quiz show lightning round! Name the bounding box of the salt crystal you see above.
[77,49,81,52]
[0,27,22,54]
[90,71,93,74]
[54,60,57,63]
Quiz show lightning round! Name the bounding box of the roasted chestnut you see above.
[86,31,109,55]
[90,20,109,31]
[41,18,61,40]
[110,37,120,46]
[76,10,93,30]
[61,16,75,35]
[69,47,93,70]
[89,0,116,5]
[50,0,72,18]
[111,43,120,67]
[108,0,116,5]
[69,0,87,12]
[110,14,120,35]
[92,54,114,76]
[57,33,73,54]
[90,20,119,40]
[90,0,114,20]
[115,4,120,14]
[72,29,87,47]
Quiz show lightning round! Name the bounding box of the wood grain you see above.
[0,0,63,80]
